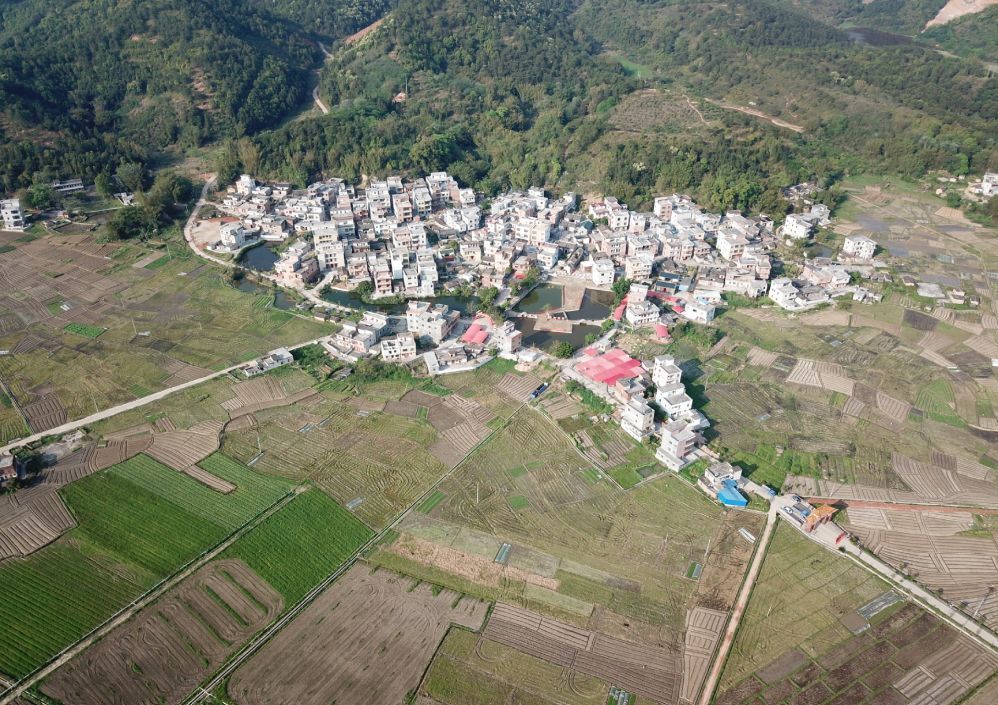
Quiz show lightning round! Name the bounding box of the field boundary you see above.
[180,398,529,705]
[0,488,301,704]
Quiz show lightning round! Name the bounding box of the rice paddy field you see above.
[0,452,292,678]
[369,404,759,641]
[219,488,372,603]
[0,232,327,443]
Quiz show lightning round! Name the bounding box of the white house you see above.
[620,398,654,441]
[656,420,697,470]
[0,199,26,232]
[782,213,813,240]
[842,234,876,260]
[682,299,715,324]
[406,301,459,344]
[652,356,682,388]
[591,258,615,287]
[624,253,654,280]
[381,333,418,363]
[491,321,522,354]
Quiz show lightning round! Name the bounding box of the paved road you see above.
[841,541,998,651]
[0,334,330,456]
[697,503,778,705]
[0,490,302,705]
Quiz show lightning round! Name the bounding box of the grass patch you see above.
[144,254,174,269]
[507,494,529,510]
[417,490,447,514]
[63,322,106,338]
[507,466,528,478]
[220,489,372,604]
[608,465,642,488]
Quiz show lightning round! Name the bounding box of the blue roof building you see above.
[717,479,748,507]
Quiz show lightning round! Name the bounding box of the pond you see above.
[570,288,614,321]
[516,284,564,313]
[807,243,834,259]
[846,27,914,47]
[515,317,601,351]
[235,279,295,310]
[320,287,479,315]
[239,242,280,271]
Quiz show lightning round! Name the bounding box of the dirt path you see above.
[705,99,804,133]
[697,505,777,705]
[683,94,708,124]
[0,490,301,705]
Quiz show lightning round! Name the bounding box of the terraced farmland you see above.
[221,395,450,528]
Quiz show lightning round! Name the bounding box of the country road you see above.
[697,504,777,705]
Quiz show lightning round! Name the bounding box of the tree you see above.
[95,172,114,198]
[106,206,156,240]
[552,341,575,358]
[115,162,147,193]
[612,277,632,304]
[478,286,500,308]
[24,183,56,210]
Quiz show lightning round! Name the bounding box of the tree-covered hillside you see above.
[236,0,994,213]
[1,0,994,217]
[0,0,393,191]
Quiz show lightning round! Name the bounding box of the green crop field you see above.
[0,543,139,677]
[719,522,887,689]
[220,489,372,603]
[0,454,291,676]
[63,323,105,338]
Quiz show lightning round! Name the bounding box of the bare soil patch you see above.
[229,564,488,705]
[483,603,682,703]
[43,559,282,705]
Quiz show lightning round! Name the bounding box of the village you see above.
[195,169,928,513]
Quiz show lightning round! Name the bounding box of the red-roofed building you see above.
[461,323,489,345]
[576,348,643,386]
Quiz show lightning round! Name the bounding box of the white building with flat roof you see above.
[620,398,654,441]
[842,234,876,260]
[0,199,26,232]
[381,333,418,362]
[591,258,615,287]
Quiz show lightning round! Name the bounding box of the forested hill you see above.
[242,0,995,214]
[0,0,393,191]
[2,0,995,219]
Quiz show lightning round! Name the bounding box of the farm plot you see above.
[229,564,488,705]
[718,523,886,690]
[496,371,544,401]
[0,233,327,436]
[716,600,998,705]
[844,518,998,630]
[221,398,449,528]
[786,359,855,396]
[390,414,731,635]
[0,487,75,560]
[41,559,282,705]
[220,488,372,603]
[421,627,610,705]
[681,607,727,703]
[483,603,682,703]
[0,453,290,676]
